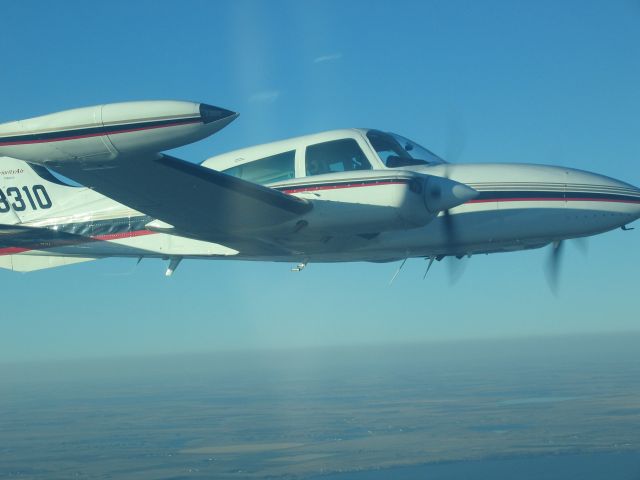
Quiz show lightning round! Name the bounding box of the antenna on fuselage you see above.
[291,259,308,272]
[165,257,182,277]
[423,256,436,279]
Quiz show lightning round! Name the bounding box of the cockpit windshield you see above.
[366,130,446,167]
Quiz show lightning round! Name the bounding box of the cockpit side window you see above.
[305,139,371,177]
[222,150,295,185]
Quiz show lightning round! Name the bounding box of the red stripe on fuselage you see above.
[0,247,30,255]
[0,120,202,146]
[282,180,407,194]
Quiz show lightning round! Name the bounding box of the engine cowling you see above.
[274,171,478,236]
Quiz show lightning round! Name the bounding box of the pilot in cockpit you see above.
[306,157,328,176]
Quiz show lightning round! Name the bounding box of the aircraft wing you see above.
[47,154,312,243]
[0,100,311,248]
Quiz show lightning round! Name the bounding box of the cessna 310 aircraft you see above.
[0,100,638,286]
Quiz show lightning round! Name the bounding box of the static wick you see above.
[389,258,407,285]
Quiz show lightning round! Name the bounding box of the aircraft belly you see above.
[2,197,637,265]
[348,200,639,259]
[496,200,639,237]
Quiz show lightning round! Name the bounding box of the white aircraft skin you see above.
[0,100,638,274]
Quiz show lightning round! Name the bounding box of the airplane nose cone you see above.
[564,168,640,233]
[627,185,640,220]
[424,176,478,213]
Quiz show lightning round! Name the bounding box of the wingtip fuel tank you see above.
[0,100,238,165]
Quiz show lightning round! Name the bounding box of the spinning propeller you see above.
[407,118,589,291]
[440,114,468,252]
[546,241,565,294]
[437,123,470,283]
[544,238,588,295]
[438,164,472,285]
[439,165,460,248]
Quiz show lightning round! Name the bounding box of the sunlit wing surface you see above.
[47,153,312,243]
[0,101,312,254]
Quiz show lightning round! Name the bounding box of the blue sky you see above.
[1,0,639,362]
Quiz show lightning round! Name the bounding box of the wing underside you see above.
[46,154,312,248]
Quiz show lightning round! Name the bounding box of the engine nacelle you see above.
[0,101,237,164]
[276,171,478,236]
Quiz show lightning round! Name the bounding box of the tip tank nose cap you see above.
[425,177,479,213]
[199,103,238,124]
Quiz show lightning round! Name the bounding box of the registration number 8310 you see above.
[0,185,53,213]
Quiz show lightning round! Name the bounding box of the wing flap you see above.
[0,254,99,272]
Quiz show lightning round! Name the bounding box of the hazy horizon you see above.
[1,329,639,366]
[2,331,639,479]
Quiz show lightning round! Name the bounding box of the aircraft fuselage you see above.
[2,160,638,265]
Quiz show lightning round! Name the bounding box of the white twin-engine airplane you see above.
[0,100,638,283]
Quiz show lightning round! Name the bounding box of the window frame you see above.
[302,135,380,178]
[364,129,446,168]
